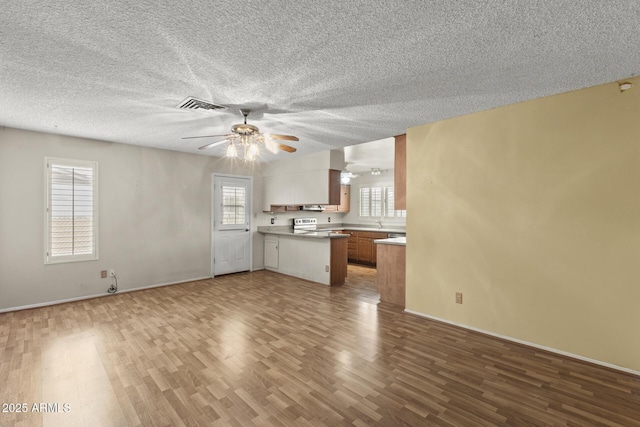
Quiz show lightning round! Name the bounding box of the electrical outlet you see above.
[328,217,331,223]
[456,292,463,304]
[101,270,107,278]
[109,269,116,277]
[270,217,275,224]
[325,265,329,272]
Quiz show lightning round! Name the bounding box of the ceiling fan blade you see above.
[278,144,297,153]
[198,139,229,150]
[182,134,231,140]
[265,133,299,141]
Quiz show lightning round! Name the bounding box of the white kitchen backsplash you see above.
[257,210,347,227]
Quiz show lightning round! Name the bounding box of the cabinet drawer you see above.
[359,231,388,239]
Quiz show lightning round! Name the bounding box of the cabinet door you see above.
[328,170,341,205]
[264,169,340,207]
[347,231,358,262]
[293,170,329,205]
[337,185,350,212]
[357,238,373,264]
[367,232,388,266]
[262,175,293,209]
[264,238,279,269]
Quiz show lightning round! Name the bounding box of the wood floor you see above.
[1,266,639,426]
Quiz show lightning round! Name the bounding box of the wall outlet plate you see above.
[456,292,463,304]
[101,270,107,278]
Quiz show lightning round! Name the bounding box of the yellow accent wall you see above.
[406,77,640,371]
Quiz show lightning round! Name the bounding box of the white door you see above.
[264,238,279,269]
[212,175,252,276]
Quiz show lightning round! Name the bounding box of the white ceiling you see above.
[344,138,395,173]
[1,1,639,163]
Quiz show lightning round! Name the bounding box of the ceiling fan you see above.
[340,162,360,183]
[183,109,299,161]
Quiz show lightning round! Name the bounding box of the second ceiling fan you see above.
[183,109,299,161]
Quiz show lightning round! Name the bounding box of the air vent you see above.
[176,97,227,111]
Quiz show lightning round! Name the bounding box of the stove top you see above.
[293,217,317,231]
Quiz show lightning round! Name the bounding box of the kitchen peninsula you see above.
[258,225,348,286]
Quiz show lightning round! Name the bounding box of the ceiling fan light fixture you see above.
[186,108,299,161]
[226,141,238,158]
[245,142,259,161]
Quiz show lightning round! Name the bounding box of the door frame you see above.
[211,173,253,278]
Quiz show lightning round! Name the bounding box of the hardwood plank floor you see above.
[1,267,639,426]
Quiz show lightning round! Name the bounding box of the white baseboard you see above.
[0,276,212,313]
[404,309,640,377]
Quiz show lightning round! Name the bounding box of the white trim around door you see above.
[211,173,253,278]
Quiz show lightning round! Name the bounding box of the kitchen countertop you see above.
[257,226,349,239]
[374,237,406,246]
[323,224,406,234]
[258,224,406,239]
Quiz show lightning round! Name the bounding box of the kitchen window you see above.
[45,158,98,264]
[359,184,406,218]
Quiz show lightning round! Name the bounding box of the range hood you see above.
[302,205,324,211]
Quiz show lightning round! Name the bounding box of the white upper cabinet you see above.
[263,174,293,207]
[262,169,339,210]
[261,150,344,210]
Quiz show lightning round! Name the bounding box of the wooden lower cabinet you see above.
[376,243,406,307]
[330,238,348,286]
[347,233,358,261]
[357,238,373,264]
[346,230,388,266]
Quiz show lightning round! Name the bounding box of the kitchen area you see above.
[256,135,407,307]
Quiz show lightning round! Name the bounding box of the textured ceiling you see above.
[1,1,639,163]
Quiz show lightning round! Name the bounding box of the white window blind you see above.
[45,158,98,263]
[386,187,406,218]
[370,187,383,217]
[222,185,246,225]
[359,184,406,218]
[359,187,370,217]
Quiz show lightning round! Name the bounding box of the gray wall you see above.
[0,127,258,310]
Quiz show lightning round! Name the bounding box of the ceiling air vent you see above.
[176,97,227,111]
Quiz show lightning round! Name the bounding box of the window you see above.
[45,158,98,264]
[221,185,246,226]
[359,184,406,218]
